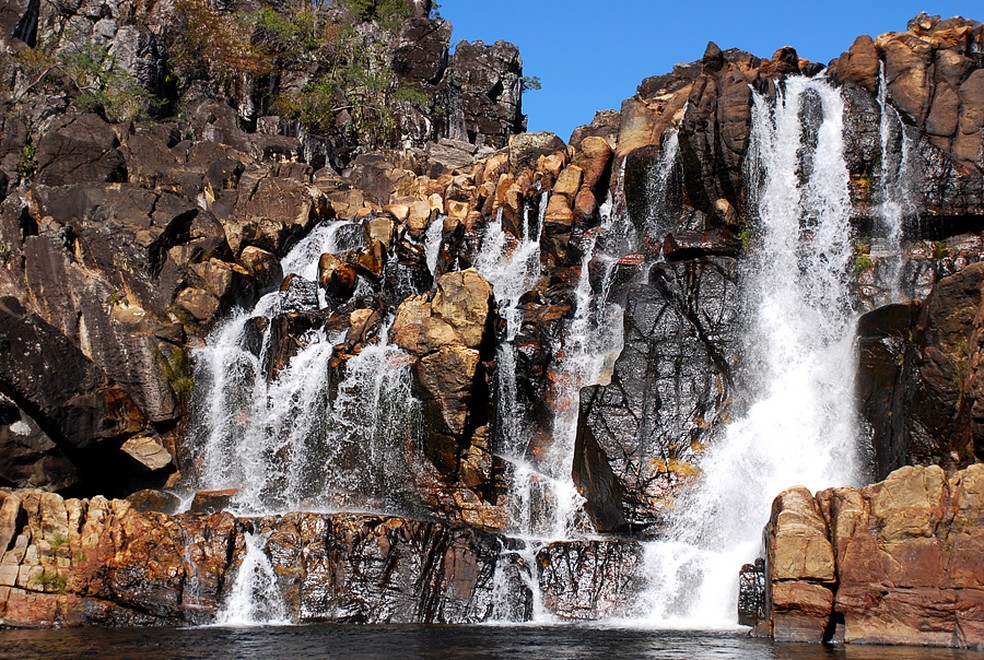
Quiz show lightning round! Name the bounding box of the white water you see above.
[215,531,290,626]
[645,128,680,238]
[190,220,420,515]
[425,214,445,277]
[874,64,914,303]
[188,74,882,630]
[638,77,865,626]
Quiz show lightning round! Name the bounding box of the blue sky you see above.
[437,1,982,141]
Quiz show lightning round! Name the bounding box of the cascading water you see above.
[425,214,445,277]
[215,531,289,626]
[188,220,421,515]
[874,64,915,303]
[474,198,547,535]
[644,127,681,238]
[637,76,867,627]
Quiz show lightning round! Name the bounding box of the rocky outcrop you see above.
[858,263,984,480]
[536,539,644,620]
[393,268,494,477]
[830,14,984,217]
[576,255,740,533]
[0,487,517,626]
[747,465,984,647]
[0,487,663,627]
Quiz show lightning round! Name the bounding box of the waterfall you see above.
[188,220,421,515]
[644,128,680,238]
[216,531,289,626]
[425,214,445,277]
[874,63,915,303]
[638,76,865,626]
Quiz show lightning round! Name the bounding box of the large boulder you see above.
[33,114,127,187]
[748,465,984,648]
[392,269,494,477]
[575,256,740,532]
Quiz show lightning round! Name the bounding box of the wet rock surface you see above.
[576,256,740,533]
[0,488,539,626]
[858,263,984,479]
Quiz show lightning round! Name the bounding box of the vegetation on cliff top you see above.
[1,0,443,154]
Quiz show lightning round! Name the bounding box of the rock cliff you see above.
[0,0,982,640]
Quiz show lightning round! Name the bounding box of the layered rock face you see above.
[745,465,984,648]
[858,263,984,480]
[0,488,651,626]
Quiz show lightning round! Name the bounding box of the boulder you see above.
[508,132,566,171]
[34,114,126,186]
[392,269,493,477]
[749,464,984,648]
[576,256,739,531]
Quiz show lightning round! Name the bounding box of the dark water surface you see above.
[1,624,982,659]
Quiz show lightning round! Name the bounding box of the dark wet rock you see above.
[858,264,984,479]
[258,512,515,624]
[738,558,767,630]
[576,257,740,533]
[190,489,238,515]
[0,296,151,494]
[125,489,181,514]
[0,395,77,491]
[537,539,644,620]
[279,274,320,314]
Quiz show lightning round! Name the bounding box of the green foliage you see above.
[253,7,320,56]
[853,253,874,274]
[737,227,752,251]
[277,76,337,133]
[35,570,68,594]
[160,347,194,398]
[0,241,11,266]
[59,41,150,122]
[853,240,873,273]
[48,533,69,550]
[337,0,411,28]
[15,144,35,182]
[954,338,970,391]
[932,240,949,259]
[392,85,430,108]
[521,75,542,92]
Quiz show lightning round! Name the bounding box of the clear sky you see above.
[436,1,982,142]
